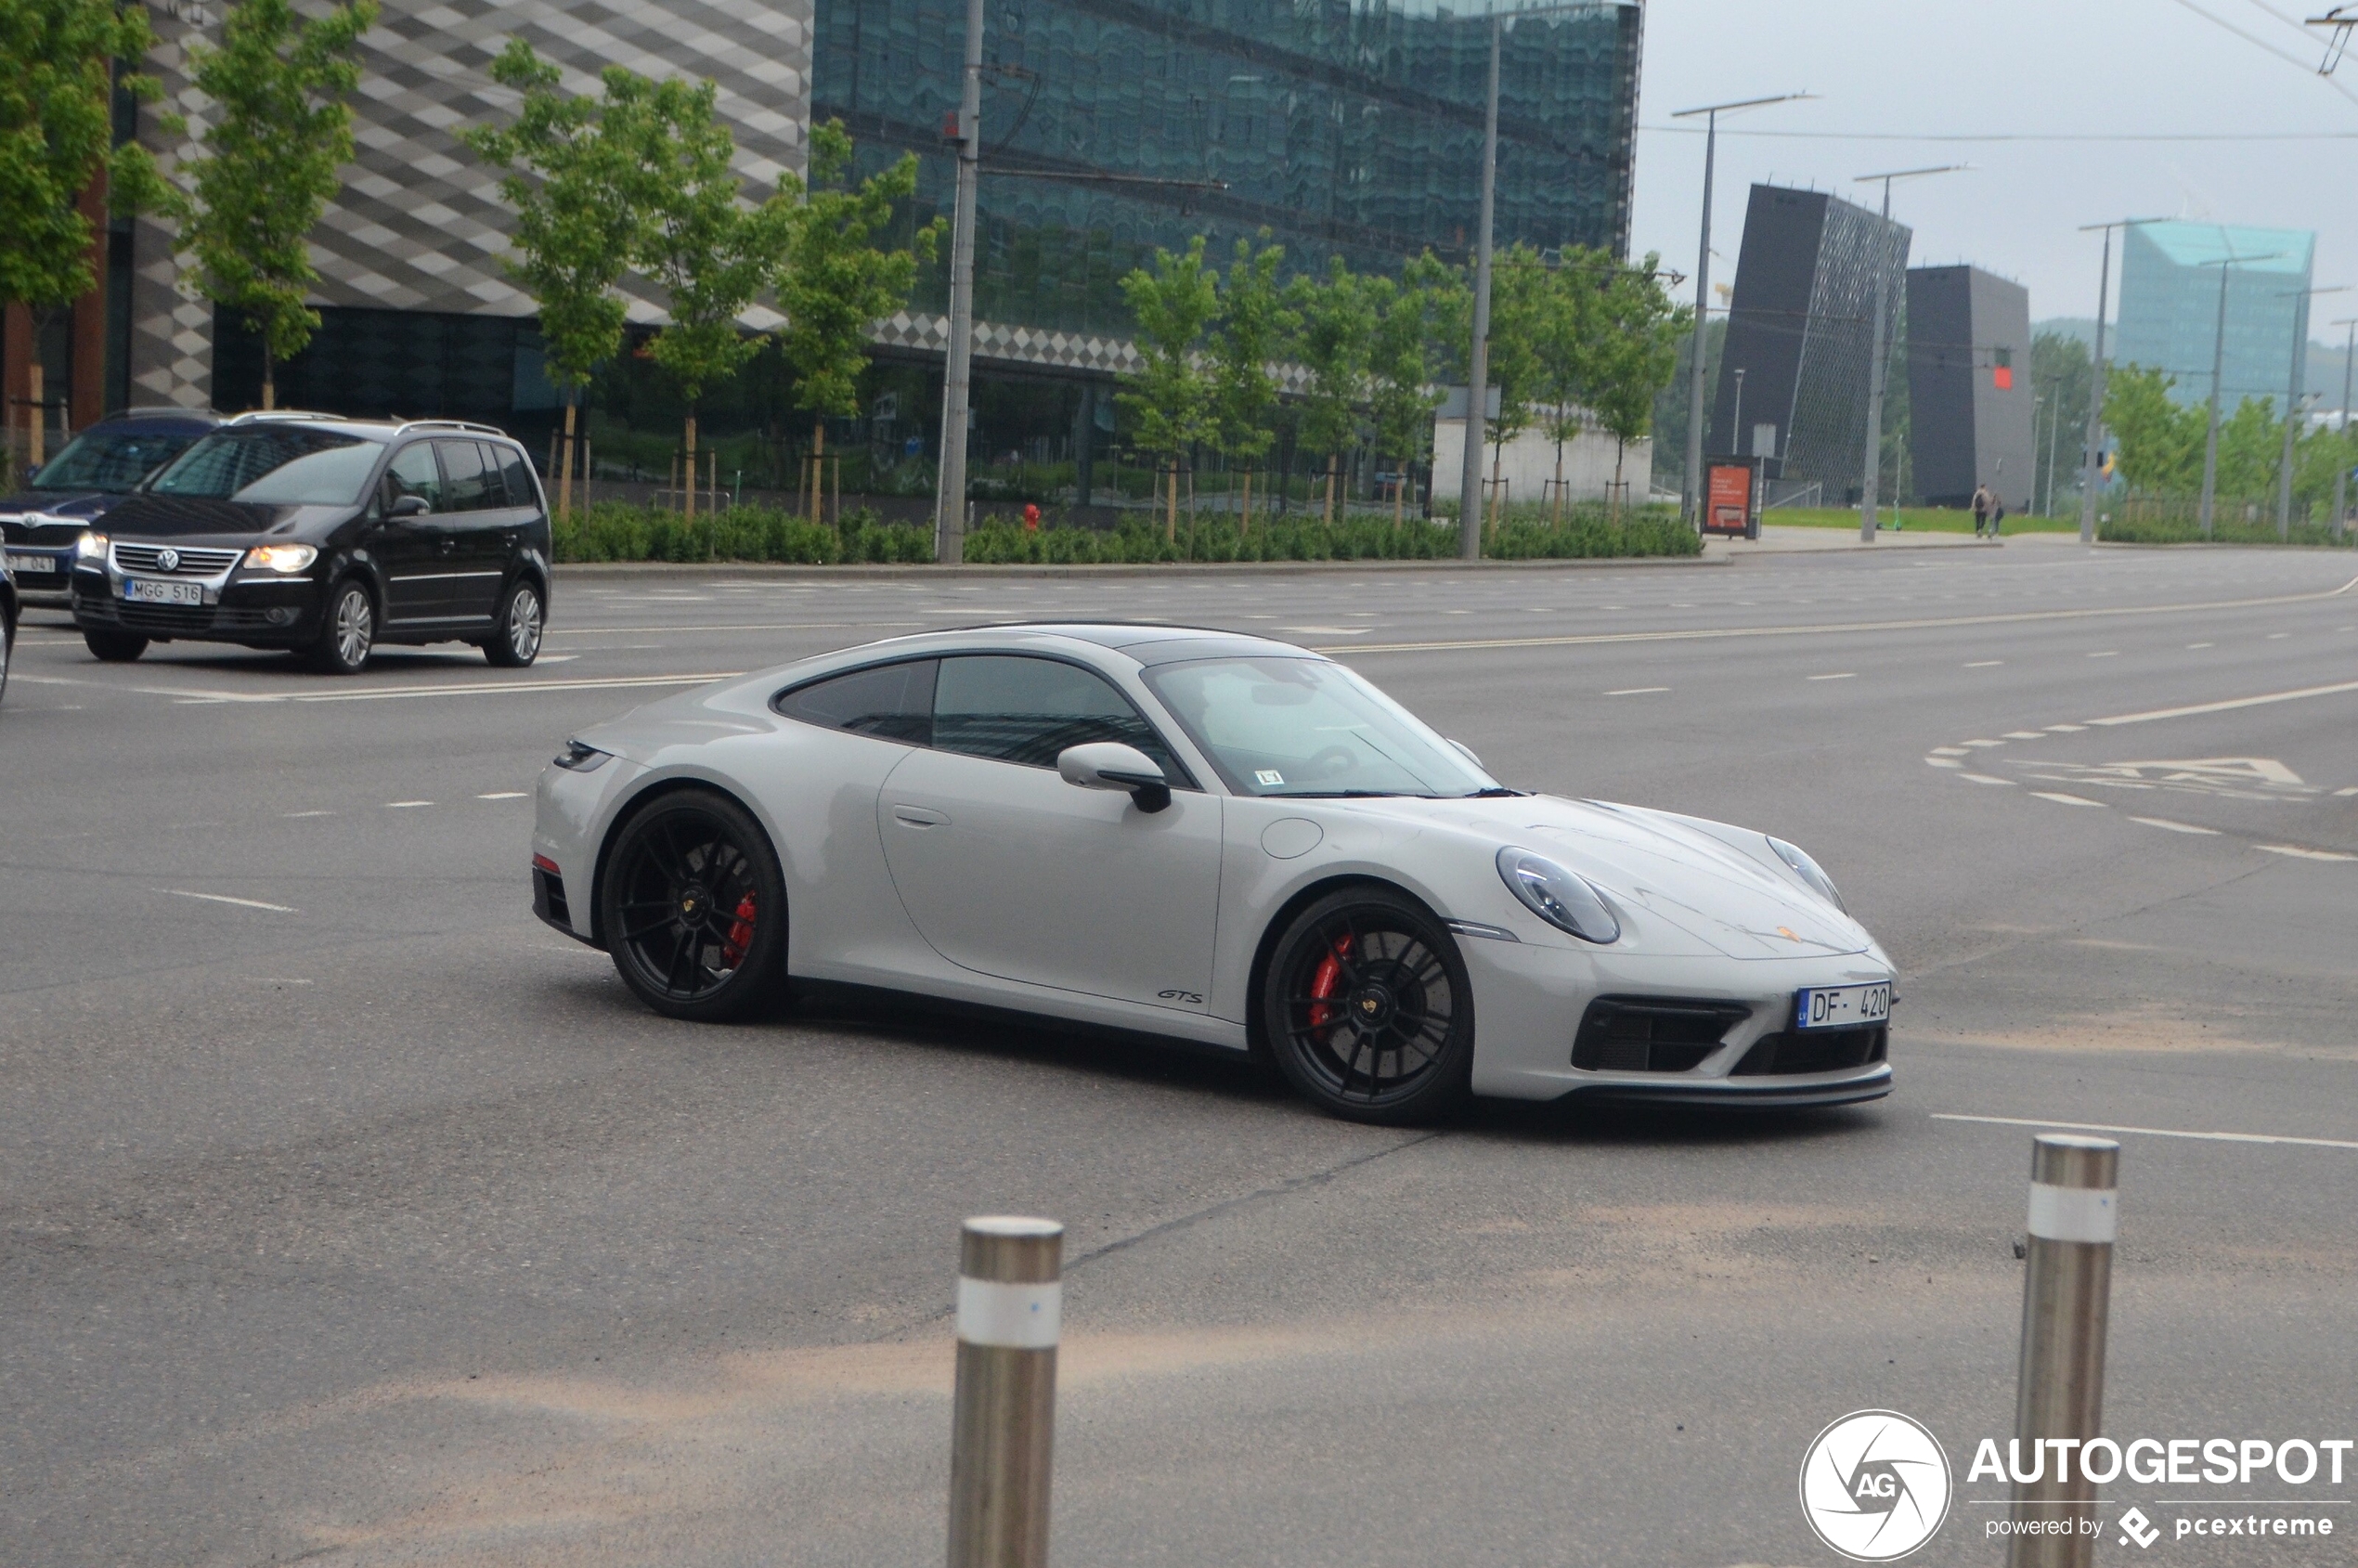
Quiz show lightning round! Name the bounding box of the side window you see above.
[496,446,539,511]
[436,440,491,512]
[933,655,1185,779]
[773,658,937,745]
[383,442,442,512]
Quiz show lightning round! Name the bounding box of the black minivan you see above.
[71,413,551,674]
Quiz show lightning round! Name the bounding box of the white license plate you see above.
[124,577,204,606]
[1794,982,1890,1030]
[5,551,55,575]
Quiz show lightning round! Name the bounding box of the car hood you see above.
[96,493,316,540]
[0,489,125,525]
[1341,793,1873,960]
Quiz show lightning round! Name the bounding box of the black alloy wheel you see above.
[309,580,375,675]
[84,628,148,663]
[1260,887,1474,1124]
[483,578,544,667]
[598,788,787,1022]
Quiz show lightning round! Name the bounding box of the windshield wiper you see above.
[1261,789,1413,798]
[1464,786,1525,797]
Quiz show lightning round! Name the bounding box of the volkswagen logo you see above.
[156,547,180,573]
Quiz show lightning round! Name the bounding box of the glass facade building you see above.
[2114,221,2314,416]
[1708,184,1911,503]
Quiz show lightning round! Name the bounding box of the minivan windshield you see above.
[1142,655,1499,798]
[29,425,203,493]
[149,428,381,506]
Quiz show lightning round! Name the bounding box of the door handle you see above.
[891,803,949,828]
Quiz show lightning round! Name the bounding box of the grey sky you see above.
[1624,0,2358,336]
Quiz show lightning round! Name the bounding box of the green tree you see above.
[1532,247,1606,522]
[1116,235,1220,541]
[1587,253,1687,509]
[771,120,939,525]
[2105,365,2204,494]
[462,39,651,515]
[2029,330,2092,514]
[0,0,164,462]
[167,0,378,411]
[615,71,790,520]
[1287,255,1376,525]
[1365,251,1459,527]
[1206,232,1291,534]
[1476,242,1551,527]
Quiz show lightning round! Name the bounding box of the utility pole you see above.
[2274,283,2348,538]
[1671,91,1814,530]
[2076,219,2163,545]
[1854,164,1963,542]
[2334,316,2356,543]
[932,0,986,565]
[1456,14,1500,561]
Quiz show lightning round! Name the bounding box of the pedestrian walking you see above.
[1970,482,1994,538]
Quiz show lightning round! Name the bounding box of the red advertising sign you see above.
[1704,462,1757,537]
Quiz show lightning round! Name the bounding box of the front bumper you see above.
[72,555,326,644]
[2,543,77,603]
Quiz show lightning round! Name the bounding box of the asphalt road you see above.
[4,538,2354,1566]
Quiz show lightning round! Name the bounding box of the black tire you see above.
[1259,887,1475,1124]
[598,787,788,1022]
[0,604,13,704]
[308,579,375,674]
[483,577,545,667]
[84,628,149,662]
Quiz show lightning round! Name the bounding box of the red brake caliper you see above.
[719,894,758,968]
[1306,935,1353,1034]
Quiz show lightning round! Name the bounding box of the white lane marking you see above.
[1962,738,2005,748]
[2130,816,2221,835]
[2089,678,2358,728]
[298,672,743,703]
[1279,626,1371,636]
[2045,723,2087,732]
[247,977,314,985]
[544,621,920,636]
[1932,1112,2358,1153]
[1960,772,2015,786]
[2031,792,2106,808]
[16,674,281,703]
[1807,671,1857,681]
[1930,746,1970,757]
[2187,641,2214,649]
[2337,786,2358,797]
[1925,758,1964,769]
[2088,650,2119,658]
[537,654,577,664]
[2268,632,2291,640]
[477,791,528,800]
[385,800,434,809]
[1964,659,2004,667]
[162,889,295,914]
[1336,573,2358,656]
[281,810,333,819]
[2003,731,2046,740]
[1605,686,1669,695]
[2256,844,2358,862]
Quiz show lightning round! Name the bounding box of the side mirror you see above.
[387,494,431,519]
[1057,741,1171,813]
[1448,738,1483,767]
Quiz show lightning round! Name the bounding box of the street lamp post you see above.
[2076,218,2165,545]
[2196,245,2287,539]
[2333,316,2357,542]
[1670,92,1814,531]
[933,0,987,564]
[1854,165,1965,542]
[2274,283,2349,539]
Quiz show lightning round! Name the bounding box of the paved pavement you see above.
[4,543,2354,1566]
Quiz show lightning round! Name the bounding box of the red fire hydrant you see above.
[1022,503,1042,531]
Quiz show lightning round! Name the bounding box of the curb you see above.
[553,553,1729,581]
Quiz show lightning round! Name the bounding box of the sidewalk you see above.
[1703,525,2077,558]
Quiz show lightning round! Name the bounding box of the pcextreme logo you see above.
[1799,1409,1955,1562]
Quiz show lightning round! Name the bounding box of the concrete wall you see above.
[1432,415,1652,507]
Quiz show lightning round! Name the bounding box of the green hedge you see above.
[551,501,1701,565]
[2097,514,2353,547]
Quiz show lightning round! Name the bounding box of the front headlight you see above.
[552,739,612,772]
[1768,836,1846,911]
[1496,847,1621,944]
[243,543,319,573]
[76,530,109,561]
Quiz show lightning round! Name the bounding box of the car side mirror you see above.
[387,495,430,519]
[1057,741,1172,813]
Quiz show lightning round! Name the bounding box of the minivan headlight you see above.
[76,529,109,561]
[1768,836,1846,911]
[1496,847,1621,944]
[243,543,319,573]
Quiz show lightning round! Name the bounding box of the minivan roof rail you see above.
[227,408,348,424]
[113,405,223,419]
[393,418,512,439]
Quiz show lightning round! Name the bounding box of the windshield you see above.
[1142,655,1499,798]
[149,428,382,506]
[29,426,202,493]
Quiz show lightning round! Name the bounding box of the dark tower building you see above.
[1709,185,1910,502]
[1904,265,2034,512]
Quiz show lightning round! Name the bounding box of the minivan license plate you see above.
[125,577,203,606]
[1794,982,1890,1030]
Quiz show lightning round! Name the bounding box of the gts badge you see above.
[1157,989,1204,1005]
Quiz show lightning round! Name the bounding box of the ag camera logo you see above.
[1799,1409,1953,1561]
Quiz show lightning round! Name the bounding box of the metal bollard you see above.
[2006,1134,2120,1568]
[947,1216,1063,1568]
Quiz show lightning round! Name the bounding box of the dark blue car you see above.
[0,408,225,604]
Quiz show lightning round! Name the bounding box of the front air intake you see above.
[1572,997,1754,1073]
